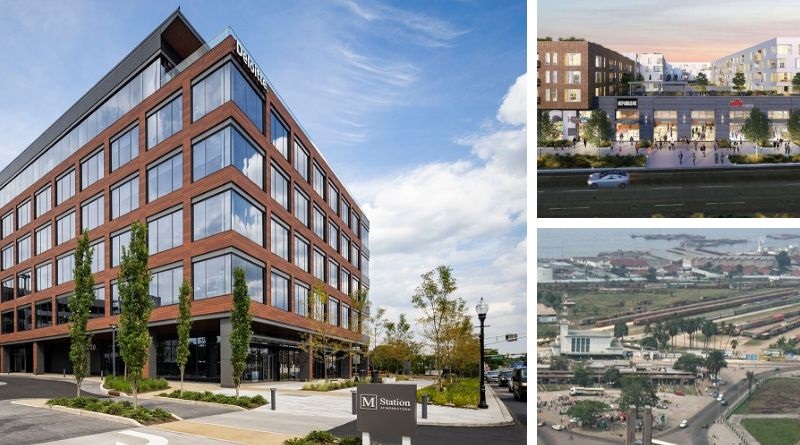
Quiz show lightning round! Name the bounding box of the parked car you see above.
[552,424,565,431]
[485,370,500,383]
[587,170,629,189]
[537,421,546,427]
[679,420,689,428]
[511,367,527,401]
[720,399,728,406]
[717,394,724,402]
[498,370,513,387]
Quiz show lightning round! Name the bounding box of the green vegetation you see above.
[230,267,252,398]
[537,154,645,169]
[538,110,557,144]
[742,108,770,145]
[416,378,479,408]
[159,390,267,409]
[777,251,792,274]
[619,375,658,418]
[733,72,746,93]
[741,418,800,445]
[788,109,800,143]
[302,380,356,391]
[729,153,800,164]
[567,400,610,425]
[717,138,732,148]
[46,397,173,425]
[69,231,94,397]
[735,378,800,414]
[284,430,362,445]
[176,280,192,394]
[585,110,613,145]
[103,376,169,394]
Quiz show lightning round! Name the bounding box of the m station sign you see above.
[357,384,417,438]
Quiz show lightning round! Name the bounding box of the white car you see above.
[587,170,630,189]
[679,420,689,428]
[717,394,725,401]
[552,424,565,431]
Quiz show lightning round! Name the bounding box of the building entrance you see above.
[690,110,715,140]
[615,109,640,142]
[654,110,677,142]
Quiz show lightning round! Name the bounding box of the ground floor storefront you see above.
[597,96,800,142]
[0,316,367,385]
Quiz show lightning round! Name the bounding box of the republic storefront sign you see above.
[357,384,417,438]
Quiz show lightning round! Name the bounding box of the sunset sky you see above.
[538,0,800,62]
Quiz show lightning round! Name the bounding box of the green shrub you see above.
[639,139,652,148]
[538,153,645,169]
[544,139,572,148]
[159,389,267,409]
[717,138,732,148]
[284,439,314,445]
[103,376,169,394]
[729,153,800,164]
[417,378,480,408]
[396,375,410,381]
[302,380,354,392]
[338,437,361,445]
[598,140,612,147]
[46,397,173,425]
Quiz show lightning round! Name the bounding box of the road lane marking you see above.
[548,207,590,210]
[654,204,684,207]
[564,189,597,193]
[698,185,734,189]
[706,202,745,205]
[652,186,683,190]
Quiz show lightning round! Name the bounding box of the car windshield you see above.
[520,369,527,379]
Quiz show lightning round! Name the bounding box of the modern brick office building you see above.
[537,39,635,139]
[0,10,370,385]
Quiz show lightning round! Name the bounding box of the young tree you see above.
[176,280,192,395]
[705,350,728,382]
[117,221,153,408]
[745,370,756,399]
[695,72,709,86]
[613,321,629,341]
[742,108,769,145]
[776,251,792,274]
[69,230,94,397]
[620,72,633,95]
[585,110,613,145]
[604,367,621,387]
[550,355,569,371]
[411,265,465,391]
[793,73,800,93]
[537,109,556,145]
[303,282,346,381]
[619,375,658,418]
[230,267,252,398]
[572,361,593,387]
[567,400,610,425]
[673,353,705,375]
[733,72,746,93]
[788,109,800,143]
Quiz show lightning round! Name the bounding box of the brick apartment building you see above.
[0,11,370,385]
[537,39,635,140]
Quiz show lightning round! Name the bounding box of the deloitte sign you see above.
[357,384,416,439]
[235,40,269,92]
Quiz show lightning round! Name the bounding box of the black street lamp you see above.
[110,323,117,377]
[476,297,489,409]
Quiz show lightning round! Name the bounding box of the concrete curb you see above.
[153,395,248,411]
[417,386,515,427]
[12,399,143,427]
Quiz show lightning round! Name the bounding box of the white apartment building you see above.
[551,321,626,358]
[623,52,667,92]
[710,38,800,94]
[669,61,712,82]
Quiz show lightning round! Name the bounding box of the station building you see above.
[0,11,370,385]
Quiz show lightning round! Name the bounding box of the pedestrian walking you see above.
[714,152,718,164]
[692,152,696,165]
[583,138,587,148]
[679,151,683,165]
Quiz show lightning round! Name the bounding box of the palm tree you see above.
[705,350,728,383]
[667,318,680,349]
[701,320,716,351]
[745,370,756,399]
[730,339,739,358]
[685,318,701,349]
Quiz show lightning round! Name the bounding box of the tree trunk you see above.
[236,384,240,399]
[180,369,184,396]
[76,378,81,398]
[133,381,138,408]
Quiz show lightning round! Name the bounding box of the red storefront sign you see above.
[729,98,743,108]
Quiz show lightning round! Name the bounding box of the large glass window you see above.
[192,125,263,188]
[90,240,105,273]
[17,201,30,229]
[148,209,183,254]
[328,184,339,214]
[57,294,71,323]
[294,139,308,181]
[341,269,351,295]
[271,111,289,158]
[271,269,289,310]
[294,281,308,317]
[111,230,131,267]
[111,125,139,171]
[111,282,120,315]
[111,176,139,219]
[361,223,370,249]
[566,53,581,66]
[147,94,183,149]
[17,236,30,263]
[81,150,104,190]
[56,170,75,205]
[57,253,74,285]
[312,164,325,197]
[35,186,51,218]
[17,270,31,297]
[328,222,339,251]
[81,195,104,231]
[313,207,325,240]
[90,287,105,318]
[342,304,350,330]
[147,152,182,202]
[271,164,289,210]
[56,211,75,245]
[271,217,289,260]
[35,224,51,256]
[341,200,350,228]
[294,188,309,226]
[567,71,581,84]
[193,190,263,245]
[351,245,359,268]
[1,310,13,333]
[328,260,339,289]
[329,297,339,326]
[193,253,264,302]
[192,62,264,132]
[1,213,11,239]
[294,235,309,272]
[313,249,325,281]
[150,266,183,307]
[341,235,351,261]
[1,245,12,271]
[1,278,13,302]
[17,305,31,331]
[35,299,52,328]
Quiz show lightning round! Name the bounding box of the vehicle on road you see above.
[569,386,605,396]
[587,170,629,189]
[552,424,565,431]
[511,367,527,401]
[537,421,546,427]
[717,394,724,401]
[679,420,689,428]
[498,370,513,387]
[485,370,500,383]
[720,399,728,406]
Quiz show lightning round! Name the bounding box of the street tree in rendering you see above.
[742,108,769,146]
[230,267,252,398]
[619,374,658,418]
[444,317,478,377]
[537,109,556,145]
[620,72,633,95]
[733,72,746,93]
[705,350,728,382]
[613,321,628,341]
[776,251,792,274]
[117,221,153,408]
[787,110,800,143]
[745,371,756,399]
[695,72,709,93]
[412,265,465,391]
[303,282,346,381]
[68,230,94,398]
[585,110,613,146]
[176,280,192,395]
[793,73,800,93]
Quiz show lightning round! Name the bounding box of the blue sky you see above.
[0,0,527,354]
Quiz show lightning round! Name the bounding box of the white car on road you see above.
[679,420,689,428]
[587,170,630,189]
[552,424,565,431]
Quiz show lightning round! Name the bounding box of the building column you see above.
[344,350,353,379]
[643,406,653,445]
[220,317,233,387]
[0,345,6,373]
[299,347,312,382]
[33,342,44,375]
[626,409,636,445]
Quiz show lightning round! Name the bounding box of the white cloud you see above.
[497,73,527,126]
[353,73,528,353]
